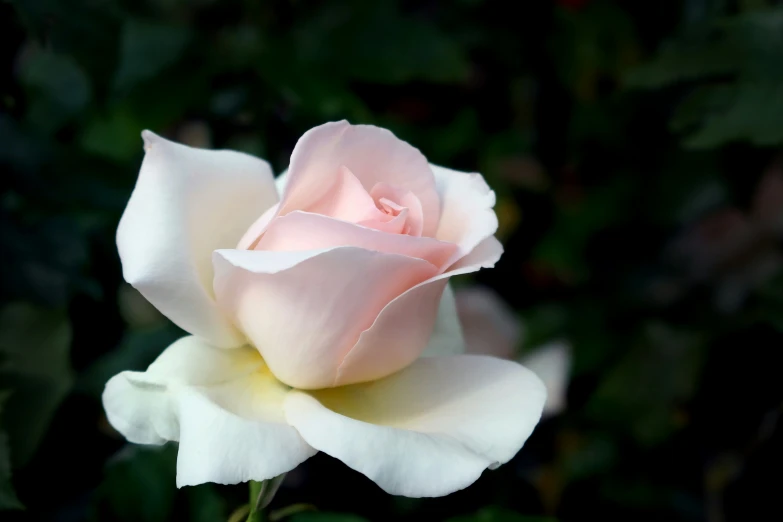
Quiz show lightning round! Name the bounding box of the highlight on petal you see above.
[284,355,546,497]
[281,121,441,237]
[456,285,522,360]
[212,247,437,389]
[117,131,279,347]
[520,340,571,415]
[431,164,499,268]
[102,336,315,487]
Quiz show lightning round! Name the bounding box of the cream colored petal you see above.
[117,132,278,346]
[284,355,546,497]
[102,336,315,487]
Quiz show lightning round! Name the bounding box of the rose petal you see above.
[212,248,438,389]
[520,341,571,415]
[102,336,315,487]
[236,203,279,250]
[432,164,499,268]
[420,284,466,357]
[357,207,408,235]
[334,236,503,385]
[308,166,387,225]
[369,183,424,236]
[334,277,449,386]
[117,131,278,347]
[281,121,441,237]
[450,235,504,271]
[284,355,546,497]
[255,211,456,269]
[456,285,522,360]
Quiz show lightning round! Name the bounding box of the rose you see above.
[103,121,546,497]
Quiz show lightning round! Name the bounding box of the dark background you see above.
[2,0,783,521]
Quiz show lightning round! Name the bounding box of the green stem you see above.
[246,480,266,522]
[245,475,286,522]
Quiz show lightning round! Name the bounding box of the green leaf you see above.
[19,48,92,133]
[289,513,369,522]
[79,106,143,162]
[624,42,739,89]
[291,2,469,85]
[681,82,783,148]
[446,506,556,522]
[113,19,191,94]
[93,445,177,522]
[186,484,227,522]
[586,322,706,446]
[627,6,783,147]
[0,392,23,511]
[0,303,73,466]
[256,56,371,122]
[0,431,23,511]
[559,432,618,482]
[533,177,634,283]
[77,324,183,397]
[520,303,569,352]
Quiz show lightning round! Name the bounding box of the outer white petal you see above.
[102,336,315,487]
[284,355,546,498]
[420,283,466,357]
[117,131,278,347]
[431,164,499,268]
[520,340,571,416]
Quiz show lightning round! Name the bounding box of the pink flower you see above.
[103,122,546,497]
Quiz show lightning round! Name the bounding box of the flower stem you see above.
[245,474,286,522]
[246,480,266,522]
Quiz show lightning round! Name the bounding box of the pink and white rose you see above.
[103,121,545,497]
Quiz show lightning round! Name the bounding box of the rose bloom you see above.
[103,121,546,497]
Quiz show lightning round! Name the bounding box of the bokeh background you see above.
[2,0,783,520]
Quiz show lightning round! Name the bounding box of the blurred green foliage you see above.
[2,0,783,521]
[626,6,783,147]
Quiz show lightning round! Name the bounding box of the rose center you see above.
[367,182,424,237]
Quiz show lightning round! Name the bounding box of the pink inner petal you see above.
[370,183,424,237]
[239,163,432,251]
[357,208,408,235]
[308,166,387,224]
[254,211,457,269]
[236,203,280,250]
[279,122,441,237]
